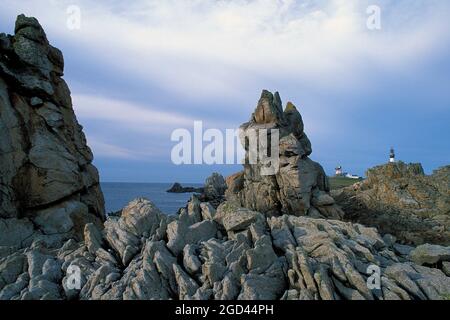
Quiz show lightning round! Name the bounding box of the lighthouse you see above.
[389,147,395,163]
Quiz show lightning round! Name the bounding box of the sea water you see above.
[101,182,203,215]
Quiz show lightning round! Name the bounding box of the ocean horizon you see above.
[101,182,203,215]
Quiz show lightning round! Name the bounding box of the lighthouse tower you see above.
[389,147,396,163]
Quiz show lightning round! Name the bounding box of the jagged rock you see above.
[0,15,105,246]
[198,173,227,208]
[204,173,227,200]
[443,262,450,276]
[173,264,199,300]
[393,244,414,257]
[239,260,286,300]
[0,218,35,247]
[84,223,104,255]
[0,252,27,292]
[409,244,450,266]
[200,239,228,286]
[120,198,165,239]
[226,90,343,220]
[200,202,216,220]
[104,198,166,265]
[383,234,397,247]
[167,219,218,257]
[385,263,450,300]
[34,201,88,235]
[2,193,448,301]
[215,202,264,233]
[333,162,450,245]
[183,245,202,275]
[186,195,202,225]
[0,272,29,300]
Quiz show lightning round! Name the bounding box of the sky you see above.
[1,0,449,183]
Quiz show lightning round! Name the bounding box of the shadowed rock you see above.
[0,14,105,246]
[226,90,343,220]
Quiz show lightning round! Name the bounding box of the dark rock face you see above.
[0,15,105,244]
[204,173,227,200]
[167,183,204,194]
[226,90,343,220]
[332,162,450,246]
[199,172,227,208]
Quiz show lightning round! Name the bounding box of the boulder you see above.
[167,219,218,256]
[409,244,450,266]
[215,202,263,233]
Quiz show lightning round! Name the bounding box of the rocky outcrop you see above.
[0,15,105,246]
[199,172,227,208]
[203,173,227,200]
[3,196,450,300]
[226,90,343,220]
[332,162,450,245]
[166,183,204,194]
[167,173,226,208]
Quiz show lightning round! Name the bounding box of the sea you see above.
[101,182,203,215]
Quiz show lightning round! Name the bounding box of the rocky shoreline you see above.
[332,162,450,246]
[1,15,449,300]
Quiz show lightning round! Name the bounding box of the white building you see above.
[390,147,396,163]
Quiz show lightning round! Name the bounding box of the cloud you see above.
[1,0,449,176]
[72,94,201,162]
[87,138,139,160]
[2,0,449,101]
[72,94,242,162]
[72,94,195,134]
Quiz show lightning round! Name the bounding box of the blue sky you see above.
[1,0,449,182]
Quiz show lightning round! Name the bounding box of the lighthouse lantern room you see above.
[389,148,396,163]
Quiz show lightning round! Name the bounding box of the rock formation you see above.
[200,172,227,207]
[3,196,448,300]
[0,15,105,247]
[1,16,449,301]
[332,162,450,246]
[167,173,226,208]
[166,183,204,194]
[226,90,343,220]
